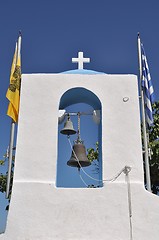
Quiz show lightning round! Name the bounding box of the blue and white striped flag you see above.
[141,43,155,126]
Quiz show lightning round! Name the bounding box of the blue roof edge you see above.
[61,69,106,75]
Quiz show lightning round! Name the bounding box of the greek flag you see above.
[141,43,154,126]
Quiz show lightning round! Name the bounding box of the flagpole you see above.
[137,33,151,192]
[6,32,21,198]
[6,120,15,199]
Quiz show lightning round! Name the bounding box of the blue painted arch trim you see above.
[59,87,101,110]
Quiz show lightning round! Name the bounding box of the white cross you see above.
[72,52,90,69]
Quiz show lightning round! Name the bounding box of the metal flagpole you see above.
[6,120,15,199]
[5,32,21,198]
[137,33,151,192]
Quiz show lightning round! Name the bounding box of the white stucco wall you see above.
[1,73,159,240]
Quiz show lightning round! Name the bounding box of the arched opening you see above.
[56,87,102,188]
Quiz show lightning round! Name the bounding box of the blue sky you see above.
[0,0,159,233]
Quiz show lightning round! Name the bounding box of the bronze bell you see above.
[67,141,91,168]
[60,116,76,135]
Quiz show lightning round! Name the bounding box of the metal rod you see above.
[137,33,151,192]
[66,111,93,116]
[77,112,81,142]
[6,120,15,199]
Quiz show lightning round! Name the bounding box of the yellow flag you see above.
[6,35,21,122]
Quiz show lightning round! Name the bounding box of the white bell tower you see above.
[1,52,159,240]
